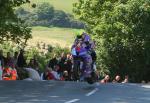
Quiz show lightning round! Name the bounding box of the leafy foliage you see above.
[36,3,54,20]
[0,42,69,72]
[0,0,32,44]
[73,0,150,82]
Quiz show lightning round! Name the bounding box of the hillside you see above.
[27,26,83,48]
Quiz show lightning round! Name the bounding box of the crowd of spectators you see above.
[100,75,129,84]
[0,49,74,81]
[0,49,129,84]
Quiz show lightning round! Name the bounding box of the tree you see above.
[15,7,38,26]
[52,10,71,27]
[0,0,32,44]
[36,3,54,20]
[73,0,150,82]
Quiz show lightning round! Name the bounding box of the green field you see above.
[28,26,83,48]
[23,0,77,14]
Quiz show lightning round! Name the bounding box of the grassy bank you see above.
[27,26,83,48]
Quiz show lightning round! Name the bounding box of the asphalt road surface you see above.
[0,81,150,103]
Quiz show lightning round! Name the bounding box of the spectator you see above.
[28,59,35,68]
[51,66,60,80]
[100,75,110,84]
[64,54,73,80]
[113,75,121,83]
[54,64,60,73]
[13,51,18,68]
[48,54,58,69]
[5,52,14,68]
[11,68,18,80]
[141,80,146,84]
[58,52,66,75]
[2,67,12,80]
[42,68,49,80]
[2,65,18,81]
[17,49,26,68]
[43,67,55,80]
[0,50,5,68]
[122,75,129,83]
[24,67,41,81]
[60,71,70,81]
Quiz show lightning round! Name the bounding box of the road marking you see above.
[49,96,60,98]
[65,99,80,103]
[86,88,98,96]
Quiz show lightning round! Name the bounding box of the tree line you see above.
[15,2,85,29]
[73,0,150,82]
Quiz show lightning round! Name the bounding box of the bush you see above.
[24,44,70,71]
[0,42,19,56]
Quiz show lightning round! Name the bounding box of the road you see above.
[0,81,150,103]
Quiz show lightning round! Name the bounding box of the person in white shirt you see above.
[51,66,60,80]
[24,68,41,81]
[122,75,129,83]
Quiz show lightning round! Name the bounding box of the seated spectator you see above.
[48,54,58,70]
[122,75,129,83]
[24,67,41,81]
[51,66,60,80]
[141,80,146,84]
[112,75,121,83]
[28,58,40,74]
[100,75,110,84]
[2,66,18,80]
[11,67,18,80]
[60,71,70,81]
[28,59,35,68]
[2,67,12,80]
[42,67,55,80]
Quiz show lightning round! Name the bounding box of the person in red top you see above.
[43,67,55,80]
[11,68,17,80]
[2,67,12,80]
[2,67,17,80]
[47,72,55,80]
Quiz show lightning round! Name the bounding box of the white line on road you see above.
[86,88,98,96]
[65,99,80,103]
[49,96,60,98]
